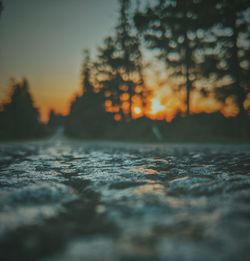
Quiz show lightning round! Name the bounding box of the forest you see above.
[0,0,250,141]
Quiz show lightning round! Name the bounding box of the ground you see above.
[0,137,250,260]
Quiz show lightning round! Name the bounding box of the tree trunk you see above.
[232,15,246,117]
[184,31,191,116]
[129,82,133,120]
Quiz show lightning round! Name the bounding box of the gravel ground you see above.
[0,137,250,260]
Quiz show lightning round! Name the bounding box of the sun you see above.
[132,105,143,119]
[150,98,165,115]
[134,106,142,115]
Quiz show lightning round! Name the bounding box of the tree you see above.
[66,50,112,138]
[209,0,250,116]
[0,1,3,17]
[81,49,92,94]
[96,0,146,121]
[95,36,123,119]
[0,78,42,139]
[134,0,218,116]
[116,0,145,119]
[135,0,250,117]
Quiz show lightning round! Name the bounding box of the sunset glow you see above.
[150,98,165,115]
[133,106,142,115]
[0,0,249,125]
[1,77,247,124]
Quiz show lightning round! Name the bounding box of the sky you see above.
[0,0,119,121]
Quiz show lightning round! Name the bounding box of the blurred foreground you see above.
[0,137,250,260]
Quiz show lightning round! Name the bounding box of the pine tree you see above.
[1,78,42,138]
[116,0,145,119]
[134,0,214,116]
[81,49,92,94]
[95,36,122,118]
[67,50,111,138]
[210,0,250,116]
[96,0,145,121]
[0,1,3,17]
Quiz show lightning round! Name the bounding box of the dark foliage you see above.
[95,0,146,121]
[65,50,114,138]
[47,110,67,130]
[0,79,45,139]
[134,0,250,116]
[0,1,3,17]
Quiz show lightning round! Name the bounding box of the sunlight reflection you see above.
[132,167,158,175]
[133,183,165,195]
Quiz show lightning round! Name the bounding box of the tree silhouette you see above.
[0,78,42,139]
[204,0,250,116]
[66,50,112,138]
[0,1,3,15]
[96,0,145,121]
[0,1,3,17]
[81,50,92,94]
[95,36,123,120]
[116,0,145,119]
[135,0,210,115]
[135,0,250,117]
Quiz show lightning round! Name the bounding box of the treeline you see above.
[0,0,250,141]
[134,0,250,116]
[65,0,250,140]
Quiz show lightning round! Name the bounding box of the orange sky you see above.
[0,0,118,122]
[0,1,248,122]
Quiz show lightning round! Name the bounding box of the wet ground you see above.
[0,137,250,260]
